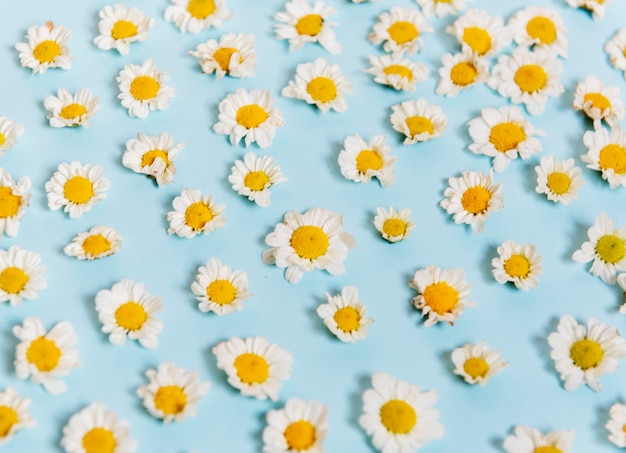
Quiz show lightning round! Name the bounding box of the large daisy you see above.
[64,225,122,260]
[445,9,511,58]
[390,98,447,145]
[573,75,624,128]
[416,0,466,18]
[166,188,227,238]
[0,168,30,238]
[93,4,154,55]
[565,0,610,20]
[122,132,184,187]
[0,245,46,307]
[492,240,543,291]
[607,402,626,447]
[605,28,626,79]
[368,7,433,56]
[436,49,490,97]
[316,285,374,343]
[43,88,100,128]
[338,134,396,187]
[373,206,415,243]
[164,0,232,33]
[534,155,584,205]
[15,22,72,74]
[582,125,626,189]
[503,426,575,453]
[116,59,175,118]
[0,117,25,157]
[365,54,429,92]
[507,6,568,58]
[188,33,256,79]
[191,257,252,315]
[451,341,508,386]
[0,387,35,446]
[228,152,287,207]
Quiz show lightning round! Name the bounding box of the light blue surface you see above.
[1,0,626,452]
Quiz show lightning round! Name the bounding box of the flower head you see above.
[0,387,35,446]
[64,225,122,260]
[0,117,24,156]
[164,0,232,33]
[534,156,584,204]
[368,7,433,56]
[445,9,511,58]
[317,285,374,342]
[338,134,396,187]
[507,6,568,58]
[15,23,72,74]
[122,132,184,187]
[94,4,154,55]
[116,59,175,118]
[191,258,252,315]
[436,49,490,97]
[228,152,287,207]
[492,240,543,290]
[188,33,256,79]
[0,168,30,238]
[605,28,626,79]
[43,88,100,128]
[607,402,626,448]
[503,426,574,453]
[451,341,508,386]
[581,125,626,189]
[390,98,447,145]
[0,245,46,307]
[573,75,624,128]
[365,54,429,91]
[166,189,226,238]
[373,207,415,243]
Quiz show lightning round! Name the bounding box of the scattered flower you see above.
[164,0,232,33]
[446,9,511,58]
[166,188,226,238]
[581,125,626,189]
[0,387,35,446]
[605,28,626,79]
[565,0,609,20]
[503,426,575,453]
[416,0,466,18]
[63,225,122,260]
[368,7,433,56]
[15,23,72,74]
[0,245,46,307]
[191,257,252,315]
[94,4,154,55]
[373,206,415,243]
[188,33,256,78]
[43,88,100,128]
[534,155,584,204]
[122,132,183,187]
[338,134,396,187]
[0,117,24,157]
[0,168,30,238]
[492,240,543,290]
[607,402,626,448]
[228,152,287,207]
[316,285,374,342]
[451,341,508,386]
[573,75,624,128]
[116,59,176,118]
[390,98,447,144]
[436,49,490,97]
[507,6,568,58]
[364,54,429,91]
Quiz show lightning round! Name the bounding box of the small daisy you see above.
[390,98,447,145]
[43,88,100,128]
[95,279,164,349]
[44,161,110,219]
[359,372,444,453]
[492,240,543,291]
[166,188,226,239]
[416,0,466,18]
[262,398,328,453]
[191,258,252,315]
[338,134,396,187]
[262,207,356,283]
[281,58,353,114]
[451,341,508,386]
[507,6,568,58]
[15,22,72,74]
[365,54,429,91]
[116,59,176,119]
[188,33,256,79]
[503,426,575,453]
[274,0,341,54]
[373,207,415,243]
[605,29,626,79]
[63,225,122,260]
[445,9,511,58]
[582,125,626,189]
[164,0,232,33]
[13,317,80,395]
[316,285,374,342]
[607,402,626,447]
[94,4,154,55]
[436,49,490,97]
[489,47,564,116]
[573,75,624,128]
[0,169,30,238]
[0,245,46,307]
[440,170,504,234]
[137,362,210,423]
[228,152,287,207]
[565,0,610,20]
[0,387,35,446]
[212,336,293,401]
[61,402,137,453]
[535,156,584,204]
[572,213,626,285]
[0,117,24,157]
[122,132,184,187]
[368,7,433,56]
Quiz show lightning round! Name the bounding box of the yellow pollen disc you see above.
[0,133,5,147]
[355,150,383,174]
[243,171,270,192]
[130,76,160,101]
[387,21,419,45]
[333,306,361,332]
[295,14,323,36]
[450,62,478,86]
[598,144,626,174]
[533,447,563,453]
[462,27,492,56]
[570,338,604,370]
[422,281,459,315]
[514,64,548,93]
[154,385,187,415]
[63,176,94,204]
[284,420,317,451]
[526,16,557,44]
[59,103,87,120]
[184,202,214,231]
[595,234,626,264]
[584,92,611,112]
[233,353,270,384]
[82,234,112,257]
[463,357,489,379]
[461,186,491,214]
[33,40,61,63]
[382,218,407,237]
[186,0,216,19]
[26,336,61,372]
[0,187,21,218]
[0,266,29,294]
[141,150,169,168]
[503,254,531,279]
[383,64,413,81]
[114,301,147,331]
[546,172,571,195]
[489,122,526,152]
[306,77,337,103]
[290,225,329,260]
[82,427,117,453]
[236,104,269,129]
[206,279,237,305]
[0,406,18,438]
[406,115,434,137]
[379,399,417,434]
[111,19,138,40]
[213,47,236,71]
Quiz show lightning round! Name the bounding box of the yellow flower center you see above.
[463,357,489,379]
[383,64,413,81]
[59,103,87,121]
[462,27,492,56]
[379,399,417,434]
[570,338,604,370]
[236,104,269,129]
[584,92,611,112]
[422,281,459,315]
[33,40,61,63]
[130,76,160,101]
[82,427,117,453]
[355,150,383,174]
[0,133,5,147]
[184,202,214,231]
[295,14,323,36]
[503,254,530,278]
[533,447,563,453]
[233,353,269,384]
[598,144,626,174]
[489,122,526,152]
[461,186,491,214]
[111,20,138,40]
[0,267,29,294]
[514,64,548,93]
[154,385,187,415]
[243,171,270,192]
[141,150,169,168]
[306,77,337,103]
[290,225,329,260]
[450,62,478,86]
[114,301,147,331]
[333,306,361,332]
[0,406,18,438]
[623,46,626,59]
[26,336,61,372]
[186,0,216,19]
[206,279,236,305]
[284,420,317,451]
[405,116,434,137]
[526,16,557,44]
[546,172,571,195]
[82,234,112,257]
[595,234,626,264]
[0,187,21,218]
[213,47,237,71]
[63,176,94,204]
[382,218,407,238]
[387,21,418,45]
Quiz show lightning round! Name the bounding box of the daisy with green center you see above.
[535,156,584,205]
[445,9,511,58]
[0,246,46,307]
[573,75,624,128]
[166,189,226,238]
[451,341,508,386]
[0,387,35,446]
[116,59,175,119]
[0,117,24,157]
[191,257,252,315]
[122,132,184,187]
[416,0,466,18]
[93,4,154,55]
[374,207,415,243]
[316,285,374,342]
[263,398,328,453]
[582,125,626,189]
[164,0,232,33]
[368,7,433,57]
[15,22,72,74]
[507,6,568,58]
[605,29,626,79]
[390,98,447,145]
[338,134,396,187]
[43,88,100,128]
[606,402,626,447]
[212,336,293,401]
[64,225,122,260]
[503,426,575,453]
[436,49,490,97]
[492,240,543,291]
[565,0,609,20]
[0,169,30,238]
[13,317,80,395]
[365,54,429,91]
[228,152,287,207]
[188,33,256,79]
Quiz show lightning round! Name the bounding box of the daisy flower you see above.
[605,29,626,79]
[122,132,184,187]
[492,240,543,290]
[43,88,100,128]
[316,285,374,342]
[565,0,610,20]
[137,362,210,423]
[262,207,355,283]
[445,9,511,58]
[95,279,164,349]
[582,125,626,189]
[116,59,175,119]
[488,47,564,115]
[262,398,328,453]
[61,402,137,453]
[572,213,626,285]
[15,22,72,74]
[390,98,447,145]
[0,387,35,446]
[451,341,508,386]
[166,188,226,238]
[338,134,396,187]
[503,426,575,453]
[440,170,504,234]
[212,336,293,401]
[507,6,568,58]
[281,58,353,114]
[359,372,444,453]
[0,117,24,157]
[416,0,466,18]
[373,206,415,243]
[63,225,122,260]
[188,33,256,79]
[0,169,30,238]
[164,0,232,33]
[364,54,429,91]
[93,4,154,55]
[191,257,252,315]
[368,7,433,57]
[13,317,80,395]
[535,156,584,204]
[607,402,626,447]
[44,161,110,219]
[228,152,287,207]
[0,245,46,307]
[573,75,624,128]
[436,49,490,97]
[274,0,341,54]
[213,88,285,149]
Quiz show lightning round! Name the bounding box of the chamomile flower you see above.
[605,29,626,79]
[0,169,30,238]
[164,0,232,33]
[507,6,568,58]
[122,132,184,187]
[13,317,80,395]
[212,336,293,401]
[0,387,35,446]
[503,426,575,453]
[390,98,447,145]
[0,117,24,157]
[15,22,72,74]
[188,33,256,79]
[281,58,353,114]
[572,213,626,285]
[338,134,396,187]
[368,7,433,57]
[492,240,543,290]
[440,170,504,234]
[317,285,374,342]
[436,49,490,97]
[548,314,626,392]
[365,54,429,91]
[565,0,610,20]
[95,279,164,349]
[359,372,444,453]
[573,75,624,127]
[44,161,110,219]
[489,47,564,116]
[137,362,211,423]
[94,4,154,55]
[116,59,175,119]
[43,88,100,128]
[451,341,508,386]
[63,225,122,260]
[535,156,584,204]
[416,0,466,18]
[373,207,415,243]
[582,126,626,189]
[166,189,226,239]
[262,207,356,283]
[191,258,252,315]
[445,9,511,58]
[607,402,626,447]
[0,246,46,307]
[228,152,287,207]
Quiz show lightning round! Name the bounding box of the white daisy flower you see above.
[228,152,287,207]
[166,188,226,239]
[94,4,154,55]
[316,285,374,343]
[95,279,164,349]
[212,336,293,401]
[61,402,137,453]
[572,213,626,285]
[359,372,444,453]
[15,22,72,74]
[274,0,341,54]
[565,0,609,20]
[116,59,175,119]
[262,398,328,453]
[262,207,356,284]
[213,88,285,149]
[607,402,626,447]
[373,207,415,243]
[488,47,564,115]
[508,6,568,58]
[63,225,122,261]
[164,0,232,33]
[44,161,110,219]
[0,245,45,307]
[281,58,353,114]
[43,88,100,128]
[440,170,504,234]
[503,426,575,453]
[13,317,80,395]
[492,240,543,291]
[137,362,210,423]
[582,125,626,189]
[338,134,396,187]
[573,75,624,128]
[188,33,256,79]
[364,54,429,91]
[0,168,30,238]
[0,117,24,157]
[416,0,466,18]
[368,7,433,57]
[436,49,490,97]
[535,156,584,204]
[605,29,626,79]
[122,132,184,187]
[445,9,511,58]
[451,341,508,386]
[390,98,447,145]
[191,257,252,315]
[0,387,35,446]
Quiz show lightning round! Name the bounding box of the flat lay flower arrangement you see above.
[1,0,626,452]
